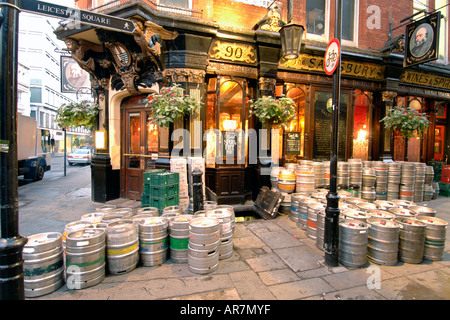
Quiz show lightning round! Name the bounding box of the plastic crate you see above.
[150,172,179,186]
[150,195,179,211]
[150,184,179,198]
[439,189,450,197]
[143,169,166,185]
[141,193,151,207]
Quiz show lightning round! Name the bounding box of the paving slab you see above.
[268,278,335,300]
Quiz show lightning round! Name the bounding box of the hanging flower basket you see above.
[55,101,101,131]
[249,95,296,127]
[380,106,430,138]
[146,84,203,128]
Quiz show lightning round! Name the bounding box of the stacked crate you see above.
[141,170,180,213]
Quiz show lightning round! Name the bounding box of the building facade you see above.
[57,0,450,203]
[18,12,93,154]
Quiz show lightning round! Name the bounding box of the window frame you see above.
[305,0,330,42]
[341,0,359,47]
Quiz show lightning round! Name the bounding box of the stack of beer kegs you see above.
[295,164,315,196]
[414,163,426,202]
[361,167,376,202]
[337,162,350,190]
[349,159,363,198]
[400,162,416,201]
[387,162,402,200]
[373,161,388,201]
[312,162,325,188]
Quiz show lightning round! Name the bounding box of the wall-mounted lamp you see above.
[279,0,305,60]
[95,131,106,150]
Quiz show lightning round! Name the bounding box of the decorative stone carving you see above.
[164,69,206,84]
[382,91,398,102]
[254,6,286,32]
[131,18,178,72]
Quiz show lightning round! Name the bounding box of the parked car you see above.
[67,149,92,165]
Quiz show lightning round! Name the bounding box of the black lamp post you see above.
[280,0,342,267]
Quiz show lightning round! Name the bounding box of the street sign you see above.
[20,0,136,34]
[324,38,340,76]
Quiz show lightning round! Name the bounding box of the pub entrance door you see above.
[120,95,162,200]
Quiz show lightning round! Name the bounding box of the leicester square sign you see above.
[20,0,136,34]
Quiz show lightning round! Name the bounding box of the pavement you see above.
[17,164,450,304]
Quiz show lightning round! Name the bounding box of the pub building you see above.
[54,3,450,206]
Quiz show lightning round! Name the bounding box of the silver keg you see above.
[312,162,325,188]
[391,199,416,208]
[367,217,400,265]
[105,220,139,275]
[306,203,325,240]
[206,209,234,260]
[95,204,117,213]
[295,165,315,195]
[316,210,326,251]
[297,198,318,230]
[81,212,104,225]
[204,201,218,211]
[135,207,159,216]
[423,184,434,202]
[394,217,427,264]
[188,217,221,274]
[63,220,94,249]
[65,228,106,290]
[169,214,195,263]
[343,210,371,223]
[23,232,64,297]
[362,167,376,188]
[110,207,134,219]
[373,200,396,211]
[425,166,434,184]
[408,206,436,217]
[338,220,368,268]
[365,209,396,220]
[416,216,447,261]
[389,207,417,218]
[138,217,169,266]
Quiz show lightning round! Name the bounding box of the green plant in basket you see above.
[56,100,101,130]
[249,95,296,127]
[146,84,202,128]
[380,106,430,138]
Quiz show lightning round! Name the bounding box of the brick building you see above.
[56,0,450,204]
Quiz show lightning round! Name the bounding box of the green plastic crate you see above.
[141,193,151,207]
[150,172,179,186]
[150,195,179,211]
[150,184,179,198]
[439,189,450,197]
[143,169,166,185]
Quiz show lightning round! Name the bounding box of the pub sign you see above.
[404,12,441,68]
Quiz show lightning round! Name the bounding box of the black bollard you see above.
[192,169,204,213]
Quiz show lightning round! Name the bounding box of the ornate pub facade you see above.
[56,0,450,204]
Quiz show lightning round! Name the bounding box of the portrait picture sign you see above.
[61,56,90,93]
[404,12,440,68]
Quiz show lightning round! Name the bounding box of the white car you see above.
[67,149,92,165]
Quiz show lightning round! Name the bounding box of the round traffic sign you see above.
[324,38,340,76]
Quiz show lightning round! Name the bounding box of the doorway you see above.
[120,95,169,200]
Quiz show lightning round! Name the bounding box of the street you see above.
[18,154,98,237]
[18,154,89,187]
